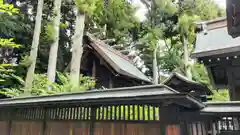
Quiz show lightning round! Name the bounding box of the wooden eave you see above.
[201,101,240,115]
[192,45,240,58]
[0,85,205,109]
[162,72,212,95]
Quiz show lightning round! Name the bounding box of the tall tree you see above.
[25,0,44,90]
[137,0,223,82]
[47,0,62,82]
[70,0,99,87]
[136,0,177,83]
[178,14,200,79]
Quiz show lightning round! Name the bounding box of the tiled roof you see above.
[193,25,240,58]
[162,72,212,95]
[85,33,152,83]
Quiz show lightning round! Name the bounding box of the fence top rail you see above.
[201,101,240,115]
[0,85,204,109]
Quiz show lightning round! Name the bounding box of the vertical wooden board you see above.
[72,122,90,135]
[124,123,161,135]
[166,125,172,135]
[0,121,8,135]
[11,121,42,135]
[148,123,161,135]
[93,122,162,135]
[141,123,161,135]
[114,123,124,135]
[174,125,180,135]
[29,121,42,135]
[202,123,207,135]
[94,122,123,135]
[11,121,21,135]
[46,122,70,135]
[137,124,145,135]
[103,122,112,135]
[131,124,140,135]
[126,123,134,135]
[110,123,116,135]
[10,121,17,135]
[166,125,180,135]
[192,123,197,135]
[93,122,101,135]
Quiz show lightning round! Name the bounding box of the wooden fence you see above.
[0,121,182,135]
[0,104,183,135]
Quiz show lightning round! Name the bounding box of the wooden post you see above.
[69,123,73,135]
[211,121,217,135]
[227,67,236,100]
[89,106,96,135]
[109,75,113,88]
[92,60,96,78]
[7,110,12,135]
[180,122,188,135]
[227,67,240,130]
[160,104,181,135]
[8,120,12,135]
[41,108,47,135]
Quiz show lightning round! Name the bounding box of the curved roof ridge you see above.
[162,72,212,95]
[86,33,135,64]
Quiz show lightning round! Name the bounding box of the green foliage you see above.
[2,73,95,97]
[0,39,23,94]
[87,0,138,43]
[191,63,212,88]
[0,38,21,48]
[178,14,200,36]
[193,0,222,20]
[210,90,230,101]
[159,47,184,72]
[0,74,25,97]
[0,1,26,97]
[45,21,55,42]
[60,22,68,29]
[135,0,229,101]
[75,0,100,15]
[191,64,230,101]
[44,6,68,43]
[25,73,95,96]
[140,28,162,50]
[0,0,19,15]
[135,0,178,75]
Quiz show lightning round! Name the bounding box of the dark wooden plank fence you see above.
[0,121,181,135]
[0,104,184,135]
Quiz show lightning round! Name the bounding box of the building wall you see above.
[81,51,143,89]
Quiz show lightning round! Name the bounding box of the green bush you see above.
[1,73,95,97]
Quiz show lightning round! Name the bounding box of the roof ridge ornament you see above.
[200,22,208,35]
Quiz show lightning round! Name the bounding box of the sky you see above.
[133,0,226,21]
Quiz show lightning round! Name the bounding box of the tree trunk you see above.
[153,44,159,84]
[183,35,192,79]
[70,10,85,87]
[25,0,44,90]
[47,0,62,82]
